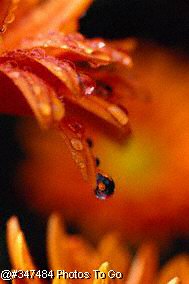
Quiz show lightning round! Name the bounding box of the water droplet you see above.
[97,41,106,49]
[10,71,20,79]
[39,102,51,116]
[86,138,93,148]
[5,13,15,24]
[61,44,68,49]
[0,26,6,33]
[78,74,96,96]
[71,138,83,151]
[85,47,93,54]
[66,120,85,137]
[95,173,115,200]
[108,104,128,126]
[52,97,65,121]
[95,157,100,167]
[29,48,45,59]
[33,85,41,96]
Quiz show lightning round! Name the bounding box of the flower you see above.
[6,215,189,284]
[0,0,131,188]
[15,40,189,243]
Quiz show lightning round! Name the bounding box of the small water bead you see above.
[0,26,6,33]
[85,47,93,54]
[86,138,93,148]
[10,71,20,79]
[39,102,51,116]
[79,74,96,96]
[95,173,115,200]
[66,120,85,137]
[33,85,41,96]
[71,138,83,151]
[108,104,128,126]
[85,85,95,96]
[60,44,68,49]
[95,157,100,167]
[52,98,65,121]
[96,41,106,49]
[5,13,15,24]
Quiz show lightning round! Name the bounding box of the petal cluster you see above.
[6,215,187,284]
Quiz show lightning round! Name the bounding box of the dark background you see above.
[1,0,189,271]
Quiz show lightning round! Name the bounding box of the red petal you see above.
[58,118,96,186]
[0,63,64,127]
[0,49,129,131]
[0,49,82,97]
[0,55,97,183]
[4,0,93,49]
[21,32,132,68]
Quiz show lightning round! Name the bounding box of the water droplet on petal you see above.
[61,44,68,49]
[52,97,65,121]
[66,119,85,137]
[0,26,6,33]
[10,71,20,79]
[39,103,51,116]
[85,47,93,54]
[86,138,93,148]
[79,74,96,96]
[108,104,128,126]
[95,173,115,200]
[33,85,41,96]
[71,138,83,151]
[95,157,100,167]
[5,13,15,24]
[97,41,106,49]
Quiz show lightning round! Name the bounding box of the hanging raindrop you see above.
[95,173,115,200]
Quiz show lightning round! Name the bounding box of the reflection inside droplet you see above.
[95,173,115,200]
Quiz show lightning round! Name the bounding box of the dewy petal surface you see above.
[3,0,93,49]
[0,30,131,186]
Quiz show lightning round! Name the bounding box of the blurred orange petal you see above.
[157,255,189,284]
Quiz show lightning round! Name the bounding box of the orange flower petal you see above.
[157,254,189,284]
[0,49,81,97]
[4,0,93,49]
[52,277,68,284]
[93,262,110,284]
[167,277,181,284]
[97,233,131,275]
[21,32,132,68]
[6,217,41,284]
[0,64,64,128]
[47,213,73,270]
[0,0,19,33]
[58,118,96,184]
[126,242,158,284]
[47,214,99,272]
[0,50,98,184]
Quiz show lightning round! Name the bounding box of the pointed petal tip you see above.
[48,212,64,228]
[167,277,181,284]
[7,215,21,233]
